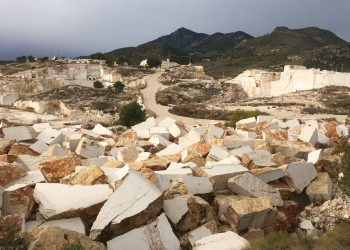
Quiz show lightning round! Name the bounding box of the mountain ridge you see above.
[88,26,350,77]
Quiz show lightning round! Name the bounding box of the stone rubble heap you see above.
[0,115,349,249]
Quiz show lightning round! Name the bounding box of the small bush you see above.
[93,81,104,89]
[0,225,26,250]
[118,102,145,127]
[226,109,264,128]
[114,81,125,92]
[63,240,85,250]
[147,57,162,68]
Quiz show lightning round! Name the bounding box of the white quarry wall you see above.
[228,65,350,98]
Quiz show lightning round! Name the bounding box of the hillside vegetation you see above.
[86,26,350,78]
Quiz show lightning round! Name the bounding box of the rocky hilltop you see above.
[95,26,350,78]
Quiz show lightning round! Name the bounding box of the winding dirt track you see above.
[140,72,212,125]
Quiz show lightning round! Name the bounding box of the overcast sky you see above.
[1,0,349,60]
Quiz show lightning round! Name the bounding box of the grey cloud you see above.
[1,0,349,59]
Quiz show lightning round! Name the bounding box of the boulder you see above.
[29,140,49,154]
[228,173,283,206]
[150,126,170,140]
[298,125,318,145]
[131,117,156,131]
[182,176,214,195]
[32,123,51,133]
[193,231,250,250]
[69,133,82,152]
[283,162,317,193]
[90,171,163,241]
[155,168,192,191]
[42,144,66,157]
[236,117,256,129]
[8,144,38,157]
[250,167,286,183]
[3,126,35,141]
[163,195,214,232]
[60,166,107,185]
[24,226,106,250]
[36,128,64,145]
[75,138,105,158]
[207,125,224,139]
[179,220,218,248]
[241,150,276,169]
[207,145,229,161]
[225,197,276,231]
[0,162,28,186]
[26,217,85,234]
[92,124,113,136]
[107,213,180,250]
[33,183,112,219]
[14,155,48,171]
[39,157,79,183]
[118,147,139,162]
[156,143,183,156]
[188,143,211,157]
[307,149,322,164]
[202,164,248,190]
[285,119,300,128]
[179,130,201,149]
[5,170,45,186]
[149,135,171,147]
[169,123,181,138]
[2,184,34,218]
[231,146,253,158]
[306,172,333,204]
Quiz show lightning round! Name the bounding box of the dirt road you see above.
[140,72,213,125]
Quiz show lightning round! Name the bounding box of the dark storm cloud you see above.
[1,0,349,60]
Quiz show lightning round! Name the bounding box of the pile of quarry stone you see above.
[160,65,214,85]
[0,115,349,249]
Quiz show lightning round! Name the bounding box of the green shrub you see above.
[63,240,85,250]
[118,102,145,127]
[93,81,104,89]
[226,109,264,128]
[114,81,125,92]
[0,225,26,250]
[147,57,162,68]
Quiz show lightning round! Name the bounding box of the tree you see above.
[40,57,49,62]
[27,55,35,62]
[147,57,162,68]
[90,52,106,60]
[93,80,104,88]
[16,56,27,63]
[113,81,125,92]
[119,102,145,127]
